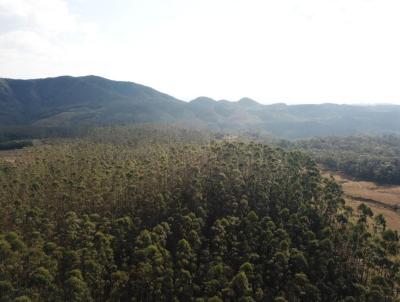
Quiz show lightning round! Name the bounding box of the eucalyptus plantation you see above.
[0,126,399,301]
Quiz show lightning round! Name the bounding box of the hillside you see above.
[2,76,400,139]
[0,76,194,127]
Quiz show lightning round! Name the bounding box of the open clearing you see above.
[326,173,400,231]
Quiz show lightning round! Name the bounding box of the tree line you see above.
[293,135,400,184]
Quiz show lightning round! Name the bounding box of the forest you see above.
[0,125,399,301]
[294,135,400,185]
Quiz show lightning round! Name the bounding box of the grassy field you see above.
[327,173,400,231]
[0,149,27,163]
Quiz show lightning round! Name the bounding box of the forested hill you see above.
[0,76,193,126]
[2,75,400,139]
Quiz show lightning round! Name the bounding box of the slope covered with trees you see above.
[295,135,400,184]
[0,126,399,301]
[2,75,400,139]
[0,76,193,127]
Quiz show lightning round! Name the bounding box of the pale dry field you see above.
[0,147,38,163]
[325,172,400,231]
[0,149,24,163]
[334,174,400,208]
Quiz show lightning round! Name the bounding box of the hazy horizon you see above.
[1,0,400,104]
[2,73,400,106]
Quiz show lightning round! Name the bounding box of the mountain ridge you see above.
[2,75,400,139]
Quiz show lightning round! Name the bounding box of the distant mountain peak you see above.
[268,102,287,108]
[0,75,188,126]
[2,75,400,140]
[190,96,217,105]
[237,97,261,107]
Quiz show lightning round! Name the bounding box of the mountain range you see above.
[1,75,400,139]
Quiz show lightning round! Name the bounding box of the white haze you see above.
[1,0,400,104]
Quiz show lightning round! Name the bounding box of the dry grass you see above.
[333,174,400,207]
[0,147,37,164]
[324,172,400,231]
[345,198,400,231]
[0,149,23,163]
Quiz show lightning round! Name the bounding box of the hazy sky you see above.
[1,0,400,104]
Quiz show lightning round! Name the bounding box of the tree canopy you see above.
[0,127,399,301]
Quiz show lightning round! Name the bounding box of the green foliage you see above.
[0,127,399,301]
[13,296,32,302]
[295,135,400,184]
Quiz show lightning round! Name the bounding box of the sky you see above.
[1,0,400,104]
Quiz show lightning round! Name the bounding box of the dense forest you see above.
[295,135,400,185]
[0,126,399,301]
